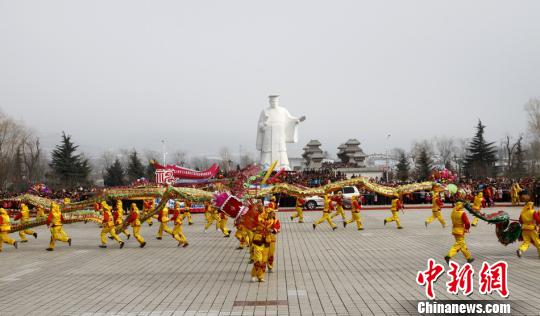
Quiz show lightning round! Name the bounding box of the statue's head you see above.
[268,95,280,108]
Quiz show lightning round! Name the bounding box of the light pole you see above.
[385,133,391,182]
[161,139,168,165]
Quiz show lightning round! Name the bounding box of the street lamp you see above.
[385,133,391,182]
[161,139,168,165]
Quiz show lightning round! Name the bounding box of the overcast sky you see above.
[1,0,539,161]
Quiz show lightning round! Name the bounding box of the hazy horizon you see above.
[1,1,538,161]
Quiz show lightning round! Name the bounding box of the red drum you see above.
[236,205,259,231]
[220,195,243,218]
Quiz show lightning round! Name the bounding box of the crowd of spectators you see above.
[0,185,97,202]
[281,168,347,187]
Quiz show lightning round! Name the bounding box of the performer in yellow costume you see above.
[46,202,71,251]
[203,201,214,228]
[251,210,273,282]
[204,202,220,231]
[511,182,522,206]
[36,205,46,221]
[143,199,154,226]
[218,212,231,237]
[171,202,189,247]
[313,194,337,230]
[234,222,250,250]
[249,202,265,264]
[267,196,277,211]
[290,197,305,223]
[425,192,446,228]
[266,209,281,272]
[344,195,363,230]
[182,200,194,225]
[0,208,18,252]
[156,205,174,239]
[330,191,346,223]
[113,200,131,239]
[127,203,146,248]
[99,201,124,249]
[516,202,540,258]
[384,196,403,229]
[16,203,37,242]
[445,202,474,264]
[471,192,483,227]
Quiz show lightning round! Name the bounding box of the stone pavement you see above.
[0,206,539,315]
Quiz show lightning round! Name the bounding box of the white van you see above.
[304,186,360,210]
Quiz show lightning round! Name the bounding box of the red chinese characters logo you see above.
[155,169,175,185]
[479,261,509,298]
[416,259,445,299]
[446,262,474,296]
[417,259,509,299]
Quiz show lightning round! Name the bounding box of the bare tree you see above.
[219,147,232,172]
[172,150,188,166]
[0,111,47,190]
[434,136,456,169]
[410,140,435,165]
[190,156,211,170]
[239,153,254,168]
[524,98,540,174]
[502,135,523,176]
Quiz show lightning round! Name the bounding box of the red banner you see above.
[153,161,219,184]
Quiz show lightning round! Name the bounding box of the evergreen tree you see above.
[415,147,433,181]
[104,158,125,187]
[463,120,497,178]
[396,151,410,182]
[49,132,91,187]
[11,146,25,192]
[127,150,145,182]
[512,138,526,179]
[145,159,157,181]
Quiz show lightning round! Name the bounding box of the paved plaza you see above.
[1,206,539,315]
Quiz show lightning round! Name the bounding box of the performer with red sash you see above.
[344,195,363,230]
[99,201,124,249]
[113,200,130,240]
[445,202,474,264]
[171,202,189,247]
[143,199,154,226]
[330,191,346,223]
[313,194,337,230]
[267,196,277,211]
[46,202,71,251]
[156,205,174,240]
[290,197,305,223]
[384,196,403,229]
[266,209,281,272]
[0,208,17,252]
[127,203,146,248]
[516,201,540,258]
[182,200,194,225]
[425,191,446,228]
[471,192,483,227]
[251,210,273,282]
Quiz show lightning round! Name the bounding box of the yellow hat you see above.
[0,208,6,215]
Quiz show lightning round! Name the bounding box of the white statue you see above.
[256,95,306,170]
